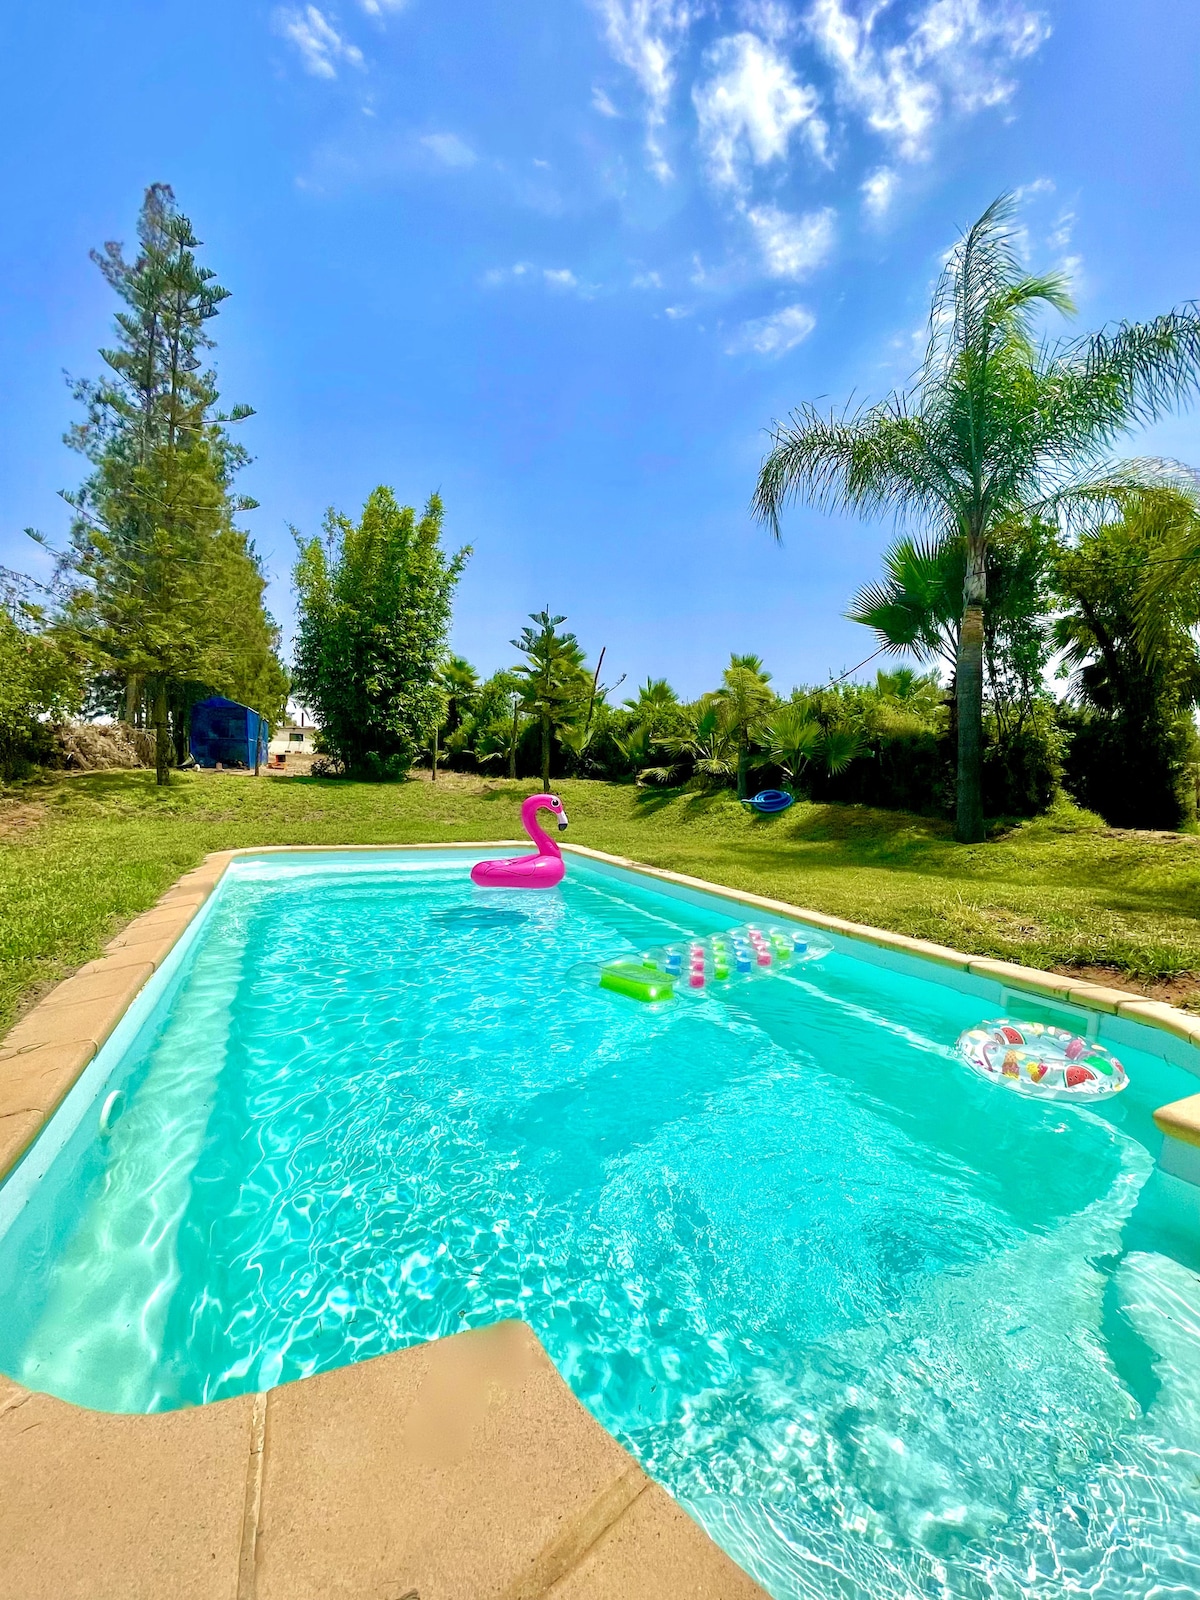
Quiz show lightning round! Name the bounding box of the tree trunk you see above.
[508,704,519,780]
[737,744,749,801]
[431,724,439,783]
[153,680,172,787]
[172,694,189,767]
[955,538,987,842]
[541,713,551,793]
[125,675,140,726]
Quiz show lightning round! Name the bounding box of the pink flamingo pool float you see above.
[470,793,570,888]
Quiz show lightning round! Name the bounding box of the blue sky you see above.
[2,0,1199,697]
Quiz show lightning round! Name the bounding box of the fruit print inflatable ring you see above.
[955,1020,1128,1101]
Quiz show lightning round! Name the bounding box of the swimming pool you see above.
[3,847,1200,1599]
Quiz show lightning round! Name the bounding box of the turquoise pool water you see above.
[4,851,1200,1597]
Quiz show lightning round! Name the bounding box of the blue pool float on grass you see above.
[741,789,795,814]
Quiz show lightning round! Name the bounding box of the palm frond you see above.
[752,401,957,540]
[820,726,865,776]
[846,533,961,665]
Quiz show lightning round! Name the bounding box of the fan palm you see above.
[768,703,864,787]
[623,676,679,723]
[439,655,478,733]
[848,536,962,672]
[767,703,822,785]
[753,194,1200,841]
[427,654,479,783]
[875,667,943,713]
[714,657,776,798]
[646,704,735,788]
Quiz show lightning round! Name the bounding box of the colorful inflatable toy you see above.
[955,1020,1128,1101]
[470,794,569,889]
[599,922,830,1002]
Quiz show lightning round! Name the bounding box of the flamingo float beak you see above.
[557,806,569,832]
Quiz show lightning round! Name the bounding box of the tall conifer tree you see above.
[46,184,286,782]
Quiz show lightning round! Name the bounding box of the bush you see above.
[0,612,82,783]
[983,709,1063,819]
[1061,708,1199,830]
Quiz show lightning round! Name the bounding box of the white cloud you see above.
[1058,252,1083,286]
[592,85,620,116]
[861,165,898,218]
[665,304,692,317]
[359,0,408,13]
[595,0,699,179]
[727,302,816,356]
[694,33,827,189]
[275,5,364,77]
[807,0,1049,162]
[420,132,476,168]
[482,263,589,294]
[482,262,533,286]
[744,203,836,279]
[737,0,795,40]
[1047,210,1075,252]
[632,270,663,288]
[1013,175,1055,203]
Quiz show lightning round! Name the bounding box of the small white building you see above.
[268,704,319,759]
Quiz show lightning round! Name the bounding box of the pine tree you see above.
[46,184,284,782]
[292,489,469,778]
[511,610,589,792]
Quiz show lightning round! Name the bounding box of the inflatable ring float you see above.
[955,1020,1128,1101]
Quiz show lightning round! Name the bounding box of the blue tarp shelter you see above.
[189,696,270,769]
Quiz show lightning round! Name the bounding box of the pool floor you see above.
[4,853,1200,1599]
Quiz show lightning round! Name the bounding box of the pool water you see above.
[4,851,1200,1598]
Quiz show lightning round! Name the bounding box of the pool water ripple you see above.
[3,855,1200,1598]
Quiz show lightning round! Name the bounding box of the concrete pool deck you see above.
[1,1317,765,1600]
[3,840,1200,1597]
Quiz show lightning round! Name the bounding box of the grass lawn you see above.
[3,767,1200,1036]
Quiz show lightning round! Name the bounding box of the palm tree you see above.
[512,609,588,792]
[440,655,478,734]
[729,653,772,681]
[767,703,822,785]
[875,667,943,713]
[1055,490,1200,827]
[849,536,962,675]
[428,655,479,783]
[655,703,736,789]
[623,677,679,730]
[753,194,1200,841]
[768,703,864,789]
[714,656,775,798]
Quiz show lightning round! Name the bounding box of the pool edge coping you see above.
[3,836,1200,1182]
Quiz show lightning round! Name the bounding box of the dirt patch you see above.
[54,721,154,770]
[1052,963,1200,1012]
[0,801,47,841]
